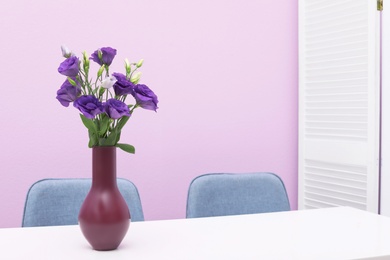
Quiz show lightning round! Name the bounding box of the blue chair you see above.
[22,178,144,227]
[186,172,290,218]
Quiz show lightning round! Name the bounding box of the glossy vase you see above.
[78,146,130,251]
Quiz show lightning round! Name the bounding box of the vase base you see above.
[79,219,130,251]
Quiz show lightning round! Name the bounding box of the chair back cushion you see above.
[22,178,144,227]
[186,172,290,218]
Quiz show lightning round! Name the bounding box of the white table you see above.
[2,207,390,259]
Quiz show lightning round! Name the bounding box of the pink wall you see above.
[0,0,298,227]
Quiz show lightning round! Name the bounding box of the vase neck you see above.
[92,146,117,188]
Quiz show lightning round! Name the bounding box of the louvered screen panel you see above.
[304,159,367,210]
[381,2,390,216]
[298,0,380,212]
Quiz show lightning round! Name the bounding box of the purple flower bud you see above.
[58,56,79,77]
[90,47,117,66]
[56,78,81,107]
[112,72,135,96]
[132,84,159,111]
[104,98,131,119]
[73,95,104,119]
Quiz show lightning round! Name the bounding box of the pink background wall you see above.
[0,0,298,227]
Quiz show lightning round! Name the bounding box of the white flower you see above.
[61,45,73,58]
[101,76,117,89]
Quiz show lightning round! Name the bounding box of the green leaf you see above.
[116,143,135,154]
[98,87,105,97]
[115,131,121,144]
[98,114,110,136]
[92,88,99,95]
[88,130,98,148]
[80,114,97,133]
[98,138,108,146]
[116,116,130,132]
[102,130,118,146]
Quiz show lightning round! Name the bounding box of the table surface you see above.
[2,207,390,259]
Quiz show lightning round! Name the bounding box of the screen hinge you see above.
[378,0,383,11]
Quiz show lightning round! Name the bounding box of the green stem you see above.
[75,75,86,95]
[130,104,138,114]
[79,70,92,94]
[128,65,138,80]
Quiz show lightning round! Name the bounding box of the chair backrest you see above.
[186,172,290,218]
[22,178,144,227]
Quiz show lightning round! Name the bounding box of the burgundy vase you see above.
[78,146,130,251]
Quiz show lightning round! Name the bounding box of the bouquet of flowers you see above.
[56,46,158,154]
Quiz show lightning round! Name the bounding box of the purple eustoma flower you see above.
[56,79,81,107]
[104,98,131,119]
[73,95,104,119]
[112,73,135,96]
[90,47,117,66]
[132,84,159,111]
[58,56,79,77]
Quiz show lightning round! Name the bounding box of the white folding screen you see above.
[298,0,381,212]
[381,2,390,216]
